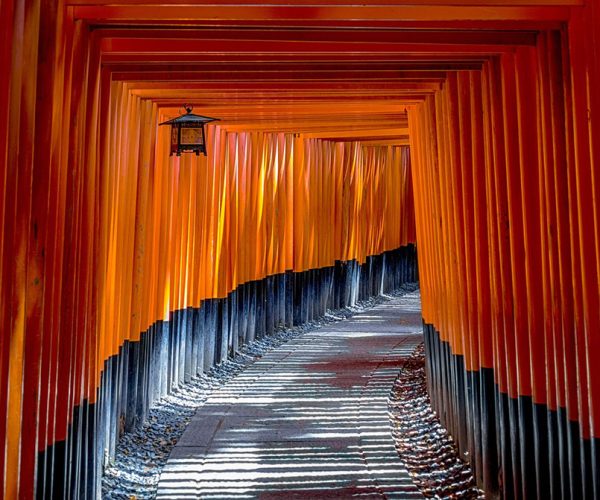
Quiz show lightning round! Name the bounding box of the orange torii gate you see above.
[1,1,599,499]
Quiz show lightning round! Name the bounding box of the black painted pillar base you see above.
[423,323,600,500]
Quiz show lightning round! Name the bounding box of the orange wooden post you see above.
[4,1,600,498]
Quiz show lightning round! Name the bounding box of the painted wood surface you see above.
[1,0,599,497]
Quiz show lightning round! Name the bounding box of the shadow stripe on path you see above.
[158,291,424,499]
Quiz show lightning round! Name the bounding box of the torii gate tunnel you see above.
[1,1,600,499]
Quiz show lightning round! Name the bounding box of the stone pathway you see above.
[157,291,424,499]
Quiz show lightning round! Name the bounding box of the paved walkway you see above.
[157,291,424,499]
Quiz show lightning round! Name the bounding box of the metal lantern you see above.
[159,105,219,156]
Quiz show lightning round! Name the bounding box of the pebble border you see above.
[388,343,485,499]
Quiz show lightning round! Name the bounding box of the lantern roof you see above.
[159,107,219,126]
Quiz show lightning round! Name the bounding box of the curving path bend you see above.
[157,291,424,499]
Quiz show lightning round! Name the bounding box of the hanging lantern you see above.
[159,105,219,156]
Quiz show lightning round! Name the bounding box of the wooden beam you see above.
[75,5,574,23]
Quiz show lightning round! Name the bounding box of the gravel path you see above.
[102,284,418,499]
[156,289,424,499]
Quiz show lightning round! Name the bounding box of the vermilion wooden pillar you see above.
[1,1,600,499]
[410,14,600,497]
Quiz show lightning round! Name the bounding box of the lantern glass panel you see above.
[181,125,204,146]
[171,126,179,148]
